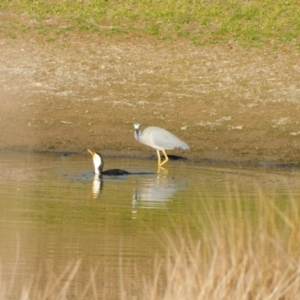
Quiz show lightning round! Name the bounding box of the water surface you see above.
[1,151,300,299]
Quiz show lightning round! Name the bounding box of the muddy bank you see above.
[1,24,300,166]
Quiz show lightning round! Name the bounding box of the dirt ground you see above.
[1,15,300,166]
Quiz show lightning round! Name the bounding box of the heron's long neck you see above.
[135,128,141,141]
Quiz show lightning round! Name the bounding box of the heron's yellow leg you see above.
[160,149,169,166]
[156,150,161,165]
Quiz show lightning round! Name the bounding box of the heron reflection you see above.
[132,172,187,213]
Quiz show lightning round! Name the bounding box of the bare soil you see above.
[1,15,300,166]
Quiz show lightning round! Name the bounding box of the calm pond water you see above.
[1,151,300,299]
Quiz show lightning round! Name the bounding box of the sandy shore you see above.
[1,21,300,166]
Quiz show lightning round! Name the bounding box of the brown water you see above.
[1,151,300,299]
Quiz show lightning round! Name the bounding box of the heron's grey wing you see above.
[150,128,189,150]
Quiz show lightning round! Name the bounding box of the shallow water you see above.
[1,151,300,299]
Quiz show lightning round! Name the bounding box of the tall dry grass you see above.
[2,185,300,299]
[141,186,300,299]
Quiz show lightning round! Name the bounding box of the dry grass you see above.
[2,186,300,299]
[141,187,300,300]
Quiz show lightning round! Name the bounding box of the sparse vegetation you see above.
[142,187,300,299]
[2,187,300,299]
[1,1,300,295]
[1,0,300,47]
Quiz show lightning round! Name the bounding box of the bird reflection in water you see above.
[132,171,187,215]
[91,174,102,199]
[87,149,187,202]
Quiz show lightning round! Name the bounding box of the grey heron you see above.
[133,123,189,166]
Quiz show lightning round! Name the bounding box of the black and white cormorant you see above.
[87,149,131,176]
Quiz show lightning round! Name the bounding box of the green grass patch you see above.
[8,31,17,39]
[1,0,300,47]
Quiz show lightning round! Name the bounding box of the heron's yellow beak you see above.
[87,149,95,157]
